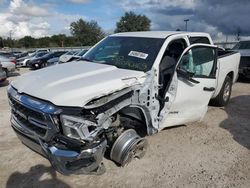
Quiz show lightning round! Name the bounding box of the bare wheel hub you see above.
[110,129,148,166]
[223,82,231,102]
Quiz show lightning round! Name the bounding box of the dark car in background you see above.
[29,51,67,69]
[18,51,49,67]
[232,40,250,78]
[46,57,60,67]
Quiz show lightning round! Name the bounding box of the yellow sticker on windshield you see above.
[128,51,148,59]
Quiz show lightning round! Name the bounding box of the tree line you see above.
[0,11,151,49]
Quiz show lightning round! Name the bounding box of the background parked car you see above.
[59,49,88,63]
[0,51,15,59]
[28,48,50,56]
[232,40,250,79]
[0,50,24,59]
[0,63,7,83]
[46,50,88,67]
[46,57,60,67]
[17,51,49,67]
[0,55,16,77]
[58,50,79,63]
[14,51,29,59]
[29,51,67,69]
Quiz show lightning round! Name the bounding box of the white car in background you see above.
[28,49,50,56]
[59,49,89,63]
[58,50,80,63]
[0,55,16,77]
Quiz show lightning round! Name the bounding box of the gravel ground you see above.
[0,68,250,188]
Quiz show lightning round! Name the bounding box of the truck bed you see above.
[211,50,240,98]
[218,49,238,59]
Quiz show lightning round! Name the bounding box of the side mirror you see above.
[176,68,200,84]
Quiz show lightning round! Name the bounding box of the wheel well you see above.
[118,106,148,136]
[227,71,234,81]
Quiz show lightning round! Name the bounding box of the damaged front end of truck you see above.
[8,70,158,175]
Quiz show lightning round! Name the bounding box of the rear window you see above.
[189,37,210,45]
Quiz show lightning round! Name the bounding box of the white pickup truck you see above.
[8,31,240,175]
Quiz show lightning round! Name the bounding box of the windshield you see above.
[35,52,47,57]
[233,41,250,50]
[42,52,53,58]
[83,36,164,72]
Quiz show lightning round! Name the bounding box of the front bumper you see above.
[11,116,107,175]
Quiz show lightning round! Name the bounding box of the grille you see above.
[9,94,48,137]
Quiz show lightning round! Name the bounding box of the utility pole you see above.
[9,30,13,52]
[184,19,189,31]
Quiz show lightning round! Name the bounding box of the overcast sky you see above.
[0,0,249,41]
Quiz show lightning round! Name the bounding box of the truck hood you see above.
[11,61,145,107]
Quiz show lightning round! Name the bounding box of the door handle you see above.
[203,87,215,91]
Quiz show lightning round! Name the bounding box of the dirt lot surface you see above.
[0,68,250,188]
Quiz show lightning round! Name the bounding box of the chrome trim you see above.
[28,117,48,129]
[9,85,107,175]
[8,86,60,140]
[8,86,61,114]
[40,137,107,175]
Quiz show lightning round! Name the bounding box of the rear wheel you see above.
[41,62,47,68]
[211,76,232,106]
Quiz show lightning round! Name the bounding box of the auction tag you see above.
[128,51,148,59]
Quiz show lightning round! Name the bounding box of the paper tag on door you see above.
[128,51,148,59]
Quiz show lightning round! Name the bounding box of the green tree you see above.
[0,37,4,48]
[70,18,105,46]
[64,36,77,47]
[115,11,151,33]
[50,34,67,47]
[19,36,36,48]
[37,37,51,47]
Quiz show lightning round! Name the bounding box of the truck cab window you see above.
[178,47,216,77]
[189,37,210,45]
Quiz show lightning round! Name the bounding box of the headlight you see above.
[60,115,97,141]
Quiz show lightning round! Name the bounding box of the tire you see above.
[3,68,8,77]
[26,60,30,67]
[40,62,46,69]
[211,76,232,107]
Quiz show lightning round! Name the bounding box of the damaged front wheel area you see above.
[110,129,148,166]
